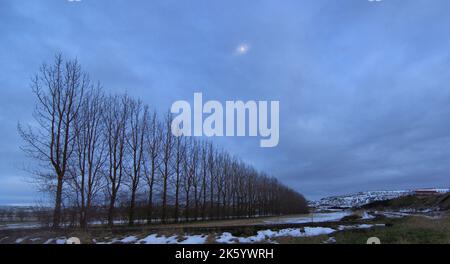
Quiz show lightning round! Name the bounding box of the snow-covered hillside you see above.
[311,189,448,209]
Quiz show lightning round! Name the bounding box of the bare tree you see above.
[159,111,174,223]
[103,95,129,227]
[200,142,208,219]
[20,55,309,227]
[69,85,106,228]
[125,99,148,225]
[143,112,161,223]
[183,138,198,221]
[19,55,86,228]
[182,143,192,222]
[208,143,216,219]
[173,133,185,222]
[190,140,202,220]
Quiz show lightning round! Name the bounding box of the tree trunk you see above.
[147,189,153,224]
[128,190,136,226]
[52,175,63,228]
[108,194,116,227]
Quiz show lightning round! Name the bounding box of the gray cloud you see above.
[1,0,450,203]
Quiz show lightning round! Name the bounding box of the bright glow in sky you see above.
[235,43,250,55]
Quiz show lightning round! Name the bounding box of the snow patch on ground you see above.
[115,234,208,244]
[120,236,138,243]
[303,227,336,236]
[55,238,66,244]
[216,224,385,243]
[361,212,375,220]
[137,234,178,244]
[216,227,336,244]
[15,237,26,243]
[106,226,340,245]
[323,237,336,244]
[338,224,385,231]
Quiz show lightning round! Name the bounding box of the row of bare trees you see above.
[19,55,308,228]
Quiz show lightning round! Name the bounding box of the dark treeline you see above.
[18,55,308,228]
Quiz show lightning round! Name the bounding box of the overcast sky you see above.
[1,0,450,204]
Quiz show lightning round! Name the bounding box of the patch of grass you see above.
[272,215,450,244]
[334,225,446,244]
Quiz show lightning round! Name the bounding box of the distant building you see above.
[414,188,440,196]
